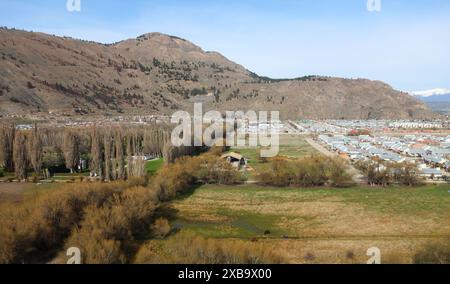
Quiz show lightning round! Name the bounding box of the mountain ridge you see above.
[0,28,437,119]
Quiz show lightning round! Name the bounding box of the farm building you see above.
[221,152,248,169]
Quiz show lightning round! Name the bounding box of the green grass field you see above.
[230,135,318,179]
[145,158,164,175]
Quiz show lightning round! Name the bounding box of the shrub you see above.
[325,156,354,187]
[391,163,423,186]
[357,161,423,187]
[64,229,126,264]
[134,232,286,264]
[63,186,159,264]
[152,149,246,201]
[0,167,4,177]
[0,181,134,264]
[195,154,245,185]
[413,241,450,264]
[259,157,295,186]
[258,156,353,187]
[151,218,171,239]
[63,206,128,264]
[126,177,149,188]
[151,158,196,201]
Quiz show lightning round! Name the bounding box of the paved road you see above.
[305,138,365,184]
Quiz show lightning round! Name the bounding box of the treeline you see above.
[258,156,354,188]
[0,122,178,181]
[356,161,423,187]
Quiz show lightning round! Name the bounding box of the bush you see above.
[357,161,423,187]
[195,154,245,185]
[258,156,353,187]
[64,229,126,264]
[151,158,197,201]
[152,149,243,201]
[0,181,135,264]
[413,241,450,264]
[63,206,128,264]
[325,156,354,187]
[0,167,4,177]
[151,218,171,239]
[134,232,286,264]
[63,186,159,264]
[259,157,295,186]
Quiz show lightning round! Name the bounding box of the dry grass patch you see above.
[266,238,442,264]
[169,184,450,263]
[134,232,286,264]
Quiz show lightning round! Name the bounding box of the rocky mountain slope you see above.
[0,28,436,119]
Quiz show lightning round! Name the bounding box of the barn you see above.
[221,152,248,169]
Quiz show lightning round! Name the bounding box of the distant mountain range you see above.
[0,28,437,119]
[410,88,450,102]
[410,89,450,115]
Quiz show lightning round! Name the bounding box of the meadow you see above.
[168,184,450,263]
[136,135,449,263]
[230,135,318,179]
[0,135,448,264]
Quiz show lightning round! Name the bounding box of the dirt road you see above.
[305,138,335,157]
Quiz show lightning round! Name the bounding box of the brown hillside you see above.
[0,28,435,119]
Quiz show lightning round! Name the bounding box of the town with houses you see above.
[288,120,450,182]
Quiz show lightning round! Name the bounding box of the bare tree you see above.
[103,133,113,181]
[28,123,43,176]
[126,134,134,178]
[13,132,28,181]
[90,128,104,179]
[0,122,16,172]
[115,130,125,180]
[63,131,80,173]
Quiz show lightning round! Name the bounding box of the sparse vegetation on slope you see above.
[0,28,435,119]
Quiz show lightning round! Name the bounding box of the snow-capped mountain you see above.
[410,88,450,102]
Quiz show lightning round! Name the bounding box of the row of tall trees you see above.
[0,122,173,181]
[0,123,43,180]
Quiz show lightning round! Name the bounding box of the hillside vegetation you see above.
[0,28,434,119]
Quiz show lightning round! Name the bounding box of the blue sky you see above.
[1,0,449,91]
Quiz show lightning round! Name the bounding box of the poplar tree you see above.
[28,123,43,176]
[90,128,104,179]
[63,131,80,173]
[115,130,125,180]
[13,132,28,181]
[103,133,113,181]
[0,122,16,172]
